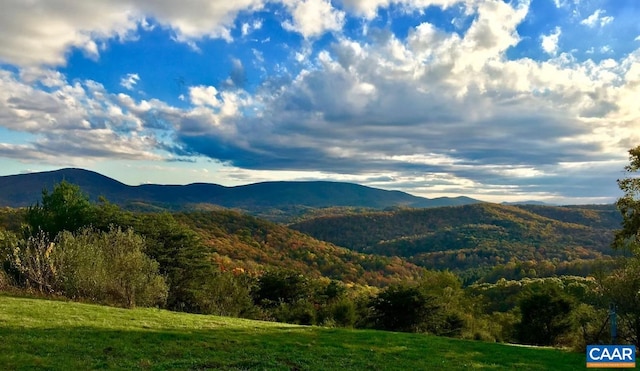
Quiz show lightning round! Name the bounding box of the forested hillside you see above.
[290,203,622,282]
[175,210,424,286]
[0,205,423,288]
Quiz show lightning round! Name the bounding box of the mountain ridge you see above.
[0,168,482,211]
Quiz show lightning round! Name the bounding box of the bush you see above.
[516,285,574,346]
[192,271,257,318]
[1,230,57,293]
[0,268,11,290]
[328,297,356,327]
[54,227,168,308]
[271,300,316,325]
[370,283,439,332]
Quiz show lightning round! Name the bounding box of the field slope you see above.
[0,295,585,370]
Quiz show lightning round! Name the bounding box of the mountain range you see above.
[0,168,623,284]
[0,168,481,211]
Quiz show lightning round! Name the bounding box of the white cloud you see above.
[541,27,561,55]
[19,68,66,88]
[340,0,475,20]
[580,9,614,28]
[149,0,638,202]
[0,69,159,163]
[1,0,638,203]
[282,0,346,38]
[190,85,221,107]
[462,0,530,64]
[0,0,520,68]
[241,19,263,37]
[120,73,140,90]
[0,1,140,66]
[0,0,266,66]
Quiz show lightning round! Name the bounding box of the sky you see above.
[1,0,639,204]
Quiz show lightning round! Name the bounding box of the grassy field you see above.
[0,295,587,370]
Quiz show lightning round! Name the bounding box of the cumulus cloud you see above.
[189,86,221,107]
[541,27,561,55]
[580,9,614,28]
[0,1,140,66]
[241,19,263,37]
[0,0,268,66]
[153,1,637,201]
[0,69,160,163]
[120,73,140,90]
[282,0,346,38]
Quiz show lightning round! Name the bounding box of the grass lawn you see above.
[0,295,587,370]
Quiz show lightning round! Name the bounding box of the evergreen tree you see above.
[25,181,95,238]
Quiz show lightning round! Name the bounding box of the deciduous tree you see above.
[607,145,640,346]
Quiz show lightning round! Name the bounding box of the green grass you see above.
[0,295,587,370]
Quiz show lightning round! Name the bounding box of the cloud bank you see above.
[0,0,638,204]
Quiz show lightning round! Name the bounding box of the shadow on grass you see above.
[0,324,586,371]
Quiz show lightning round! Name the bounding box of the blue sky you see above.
[1,0,639,204]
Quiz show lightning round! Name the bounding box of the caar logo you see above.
[587,345,635,368]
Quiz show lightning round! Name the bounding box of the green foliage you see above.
[1,224,167,308]
[52,229,106,300]
[602,260,640,346]
[0,207,25,232]
[25,181,95,238]
[605,145,640,347]
[253,269,312,307]
[569,303,610,351]
[270,299,317,325]
[100,227,165,307]
[0,269,9,290]
[516,285,575,346]
[613,146,640,252]
[370,283,439,332]
[55,227,168,308]
[190,271,257,318]
[127,212,214,312]
[323,297,357,327]
[1,230,57,293]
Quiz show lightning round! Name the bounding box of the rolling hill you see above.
[289,203,622,281]
[0,168,481,212]
[174,210,425,286]
[0,205,423,287]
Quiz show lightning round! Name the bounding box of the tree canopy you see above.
[25,181,95,238]
[614,145,640,252]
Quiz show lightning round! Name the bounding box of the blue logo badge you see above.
[587,345,635,368]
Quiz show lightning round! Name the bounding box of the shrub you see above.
[54,227,168,308]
